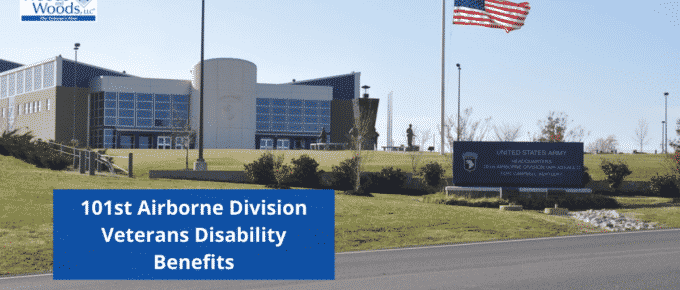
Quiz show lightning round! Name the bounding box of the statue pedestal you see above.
[406,145,420,152]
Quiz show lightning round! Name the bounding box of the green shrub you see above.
[243,152,277,185]
[649,173,680,198]
[268,164,294,189]
[290,154,321,188]
[330,157,358,191]
[600,158,632,190]
[375,166,408,193]
[418,161,445,188]
[582,165,593,186]
[330,156,372,192]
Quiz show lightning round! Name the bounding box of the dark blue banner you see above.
[21,16,95,21]
[453,142,584,188]
[54,189,335,280]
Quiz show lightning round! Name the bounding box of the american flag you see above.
[453,0,531,33]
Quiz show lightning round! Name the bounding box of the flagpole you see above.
[440,0,446,155]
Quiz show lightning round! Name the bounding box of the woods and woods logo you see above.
[462,152,478,172]
[21,0,97,22]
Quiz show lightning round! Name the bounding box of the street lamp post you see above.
[456,63,461,142]
[662,121,666,154]
[194,0,207,171]
[665,92,669,154]
[73,42,80,169]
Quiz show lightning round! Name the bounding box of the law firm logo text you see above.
[20,0,97,22]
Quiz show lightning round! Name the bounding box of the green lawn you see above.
[1,150,678,277]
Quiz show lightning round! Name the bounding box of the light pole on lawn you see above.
[194,0,207,171]
[456,63,461,142]
[665,92,669,154]
[73,42,80,169]
[662,121,666,155]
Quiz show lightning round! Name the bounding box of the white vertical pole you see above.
[440,0,446,155]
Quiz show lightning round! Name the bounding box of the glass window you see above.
[155,103,170,111]
[173,104,188,111]
[256,123,269,130]
[305,108,317,115]
[256,107,269,114]
[2,108,4,118]
[290,99,302,107]
[47,99,50,110]
[273,115,285,123]
[137,119,152,127]
[8,74,14,96]
[272,124,284,131]
[137,110,152,118]
[43,62,54,87]
[290,116,302,123]
[272,107,286,115]
[291,124,303,132]
[289,108,302,115]
[105,92,117,100]
[272,99,286,106]
[173,112,188,119]
[104,109,116,117]
[104,100,116,108]
[103,129,115,148]
[118,118,134,127]
[319,101,330,108]
[154,119,167,127]
[304,100,317,107]
[136,94,153,102]
[29,102,33,113]
[105,118,116,126]
[118,109,134,118]
[304,124,317,132]
[34,65,42,90]
[0,75,5,98]
[321,109,330,116]
[172,120,187,128]
[119,93,134,101]
[119,102,134,110]
[256,98,269,106]
[137,102,152,110]
[38,101,41,112]
[305,117,317,123]
[24,68,32,93]
[155,94,170,102]
[16,71,23,94]
[155,111,169,119]
[172,95,189,103]
[256,114,268,122]
[321,117,330,124]
[25,104,28,115]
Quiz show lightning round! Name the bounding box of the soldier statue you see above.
[319,127,328,143]
[406,124,415,149]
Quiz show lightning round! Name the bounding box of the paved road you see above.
[2,229,680,289]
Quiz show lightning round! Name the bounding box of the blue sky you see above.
[3,0,680,153]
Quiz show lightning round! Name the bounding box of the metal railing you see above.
[44,141,133,178]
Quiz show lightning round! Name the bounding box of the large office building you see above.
[0,56,379,150]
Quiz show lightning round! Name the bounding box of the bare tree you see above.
[492,122,523,141]
[632,118,650,153]
[415,126,431,151]
[170,111,196,170]
[532,111,591,143]
[586,135,618,153]
[347,104,378,193]
[441,107,493,153]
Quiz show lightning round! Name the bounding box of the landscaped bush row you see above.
[0,130,71,170]
[243,152,447,195]
[243,150,680,200]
